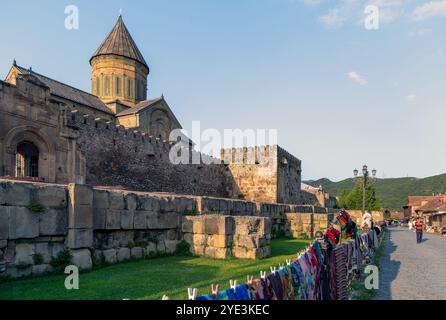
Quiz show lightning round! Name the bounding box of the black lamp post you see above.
[354,165,377,215]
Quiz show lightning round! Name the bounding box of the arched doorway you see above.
[16,141,39,177]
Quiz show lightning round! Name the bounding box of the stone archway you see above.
[3,125,56,182]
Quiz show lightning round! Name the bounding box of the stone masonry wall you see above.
[0,179,337,279]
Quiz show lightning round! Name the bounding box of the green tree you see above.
[337,178,381,211]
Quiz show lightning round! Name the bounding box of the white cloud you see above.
[348,71,368,85]
[406,94,417,102]
[412,0,446,21]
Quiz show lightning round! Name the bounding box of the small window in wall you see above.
[127,79,131,97]
[16,141,39,178]
[105,77,110,96]
[116,77,121,95]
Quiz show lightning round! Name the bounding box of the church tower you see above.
[90,15,149,113]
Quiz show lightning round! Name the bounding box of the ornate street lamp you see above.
[353,165,377,215]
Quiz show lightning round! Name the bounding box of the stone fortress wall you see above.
[0,179,336,278]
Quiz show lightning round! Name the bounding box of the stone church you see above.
[0,16,320,206]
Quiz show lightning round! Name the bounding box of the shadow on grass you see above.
[0,238,310,300]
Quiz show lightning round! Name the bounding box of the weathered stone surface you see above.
[207,234,231,248]
[68,184,93,229]
[109,192,125,210]
[39,209,67,236]
[181,218,193,233]
[105,210,121,230]
[15,243,35,265]
[32,264,53,275]
[147,212,179,229]
[0,208,8,239]
[36,186,67,208]
[205,246,229,259]
[35,242,51,263]
[133,211,148,229]
[0,240,7,249]
[145,242,157,255]
[117,247,130,262]
[93,190,109,209]
[0,182,32,206]
[8,207,39,239]
[125,194,137,211]
[67,229,93,249]
[71,249,92,270]
[93,208,107,229]
[130,247,143,258]
[164,240,178,254]
[204,215,234,235]
[103,249,117,264]
[120,210,134,230]
[156,240,166,253]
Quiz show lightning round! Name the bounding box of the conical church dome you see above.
[90,15,148,70]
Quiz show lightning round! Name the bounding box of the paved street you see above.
[375,226,446,300]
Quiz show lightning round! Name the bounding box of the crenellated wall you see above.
[67,110,235,198]
[221,145,303,205]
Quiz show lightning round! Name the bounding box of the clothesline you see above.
[162,209,379,301]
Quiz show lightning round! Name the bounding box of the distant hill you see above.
[304,173,446,211]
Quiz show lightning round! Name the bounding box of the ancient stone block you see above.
[207,234,231,248]
[156,240,166,253]
[120,210,134,230]
[130,247,143,259]
[8,206,39,239]
[0,208,8,239]
[183,233,193,245]
[35,242,51,263]
[103,249,117,264]
[109,192,125,210]
[147,212,179,229]
[36,186,67,208]
[133,210,148,229]
[105,210,121,230]
[204,215,234,235]
[39,209,67,236]
[145,242,157,255]
[93,190,109,209]
[68,184,93,206]
[93,208,107,229]
[0,181,32,206]
[67,228,93,249]
[181,218,193,233]
[117,247,130,262]
[71,249,92,270]
[32,264,53,275]
[125,194,137,211]
[164,240,178,254]
[15,243,35,266]
[193,234,206,246]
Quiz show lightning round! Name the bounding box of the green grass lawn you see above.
[0,238,310,300]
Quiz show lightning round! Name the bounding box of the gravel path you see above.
[375,226,446,300]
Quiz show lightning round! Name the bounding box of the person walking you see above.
[415,217,424,243]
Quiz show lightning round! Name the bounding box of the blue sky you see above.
[1,0,445,181]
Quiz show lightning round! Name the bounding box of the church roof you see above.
[15,65,114,115]
[116,97,163,116]
[90,16,148,70]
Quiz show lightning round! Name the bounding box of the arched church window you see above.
[96,78,100,96]
[16,141,39,178]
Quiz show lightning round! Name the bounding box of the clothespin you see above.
[211,284,219,296]
[161,295,169,300]
[188,288,198,300]
[247,275,254,285]
[286,259,292,266]
[260,271,267,279]
[270,266,276,275]
[229,280,237,292]
[279,263,285,269]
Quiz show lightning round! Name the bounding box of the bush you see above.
[127,240,135,249]
[175,240,192,256]
[32,253,43,265]
[50,248,72,272]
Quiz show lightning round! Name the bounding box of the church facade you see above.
[0,16,315,205]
